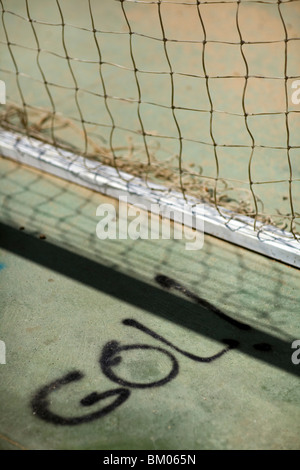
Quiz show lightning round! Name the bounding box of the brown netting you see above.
[0,0,299,236]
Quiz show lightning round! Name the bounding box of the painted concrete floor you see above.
[0,156,299,450]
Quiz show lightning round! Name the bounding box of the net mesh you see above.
[0,0,299,237]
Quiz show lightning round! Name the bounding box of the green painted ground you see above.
[0,156,299,450]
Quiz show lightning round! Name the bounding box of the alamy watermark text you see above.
[96,196,204,250]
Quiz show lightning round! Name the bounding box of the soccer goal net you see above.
[0,0,299,266]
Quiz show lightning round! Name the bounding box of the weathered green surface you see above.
[0,156,299,450]
[0,0,300,450]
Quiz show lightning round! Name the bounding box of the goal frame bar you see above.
[0,129,299,268]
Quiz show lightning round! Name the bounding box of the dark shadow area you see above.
[0,221,299,378]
